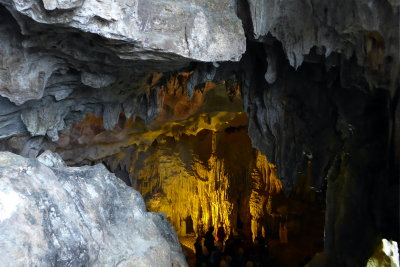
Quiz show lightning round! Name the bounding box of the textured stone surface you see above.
[366,239,400,267]
[0,6,164,144]
[247,0,399,73]
[0,0,245,63]
[237,40,398,267]
[106,123,284,241]
[0,10,63,105]
[236,39,399,266]
[0,0,245,140]
[0,151,187,266]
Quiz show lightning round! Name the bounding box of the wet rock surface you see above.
[0,151,187,266]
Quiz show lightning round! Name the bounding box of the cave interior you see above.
[0,1,399,267]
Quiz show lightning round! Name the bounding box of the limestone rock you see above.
[0,10,64,105]
[0,97,27,139]
[0,0,246,140]
[37,149,66,167]
[81,72,117,89]
[0,1,398,266]
[238,38,399,266]
[247,0,399,74]
[21,97,69,141]
[0,151,187,267]
[366,239,400,267]
[0,0,245,63]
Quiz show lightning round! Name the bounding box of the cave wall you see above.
[0,0,398,266]
[236,2,399,265]
[41,75,326,264]
[107,127,283,240]
[235,40,398,267]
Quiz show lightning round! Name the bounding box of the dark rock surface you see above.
[0,151,187,266]
[238,41,398,267]
[247,0,399,73]
[238,3,400,265]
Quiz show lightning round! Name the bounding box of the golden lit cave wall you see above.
[54,72,282,240]
[56,72,244,159]
[130,126,283,239]
[56,110,325,258]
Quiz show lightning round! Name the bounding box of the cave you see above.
[0,1,399,267]
[60,74,326,266]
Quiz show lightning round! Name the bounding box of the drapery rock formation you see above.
[0,0,398,266]
[0,151,186,266]
[104,121,284,241]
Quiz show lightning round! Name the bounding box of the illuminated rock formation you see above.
[46,80,325,264]
[46,80,284,240]
[366,239,400,267]
[128,127,283,240]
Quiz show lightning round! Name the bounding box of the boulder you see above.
[0,151,187,267]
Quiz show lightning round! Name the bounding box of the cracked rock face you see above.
[0,11,63,105]
[0,0,245,63]
[247,0,399,73]
[0,1,245,142]
[0,151,187,267]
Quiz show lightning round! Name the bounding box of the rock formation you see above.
[105,120,284,240]
[37,79,325,263]
[366,238,400,267]
[0,151,186,266]
[0,0,398,266]
[237,2,400,265]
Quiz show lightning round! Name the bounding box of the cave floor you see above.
[179,232,324,267]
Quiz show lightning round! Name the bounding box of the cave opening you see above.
[126,114,324,267]
[51,72,326,266]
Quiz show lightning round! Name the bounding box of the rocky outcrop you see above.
[0,6,165,142]
[0,0,244,106]
[1,0,244,63]
[0,151,187,267]
[0,0,245,141]
[366,238,400,267]
[247,0,399,76]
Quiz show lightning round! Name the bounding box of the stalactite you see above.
[129,127,283,240]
